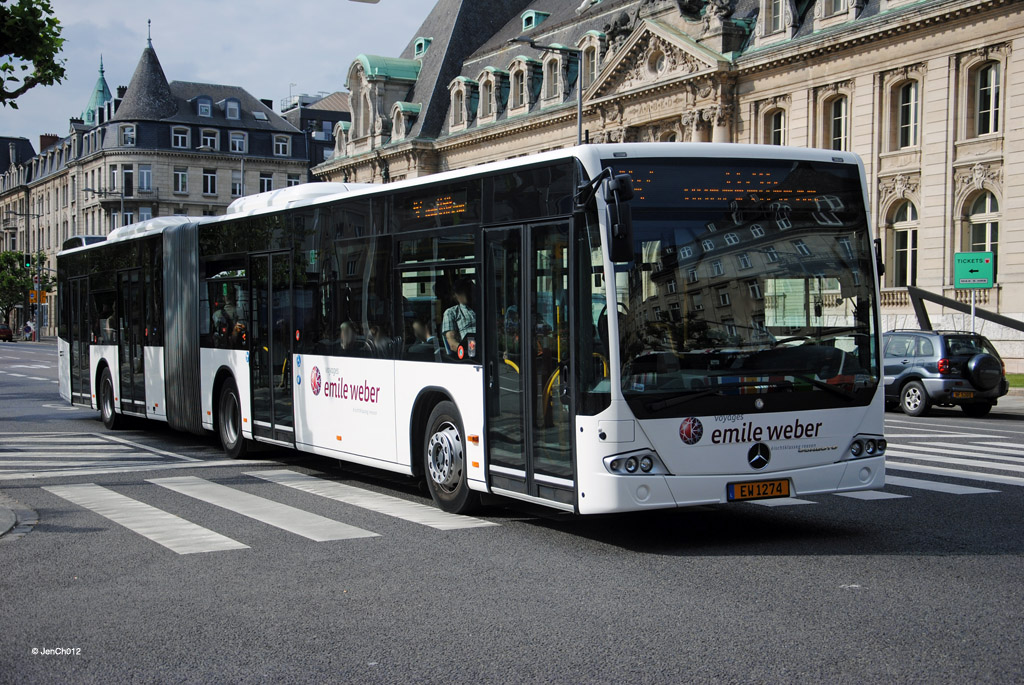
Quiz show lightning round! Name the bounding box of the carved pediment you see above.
[587,19,725,102]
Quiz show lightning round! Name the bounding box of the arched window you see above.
[582,46,598,89]
[360,95,372,137]
[891,200,918,287]
[452,89,465,126]
[828,96,848,151]
[765,109,785,145]
[480,80,493,118]
[969,192,999,281]
[974,62,1000,136]
[512,70,526,109]
[545,59,559,100]
[897,81,919,148]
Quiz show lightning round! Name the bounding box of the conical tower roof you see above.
[81,57,112,125]
[111,42,177,121]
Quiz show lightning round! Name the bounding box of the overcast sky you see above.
[1,0,435,146]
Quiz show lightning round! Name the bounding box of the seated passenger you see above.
[407,318,438,359]
[442,278,477,358]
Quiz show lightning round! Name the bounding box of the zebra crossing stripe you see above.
[885,473,1001,494]
[248,470,499,530]
[748,497,816,507]
[891,443,1024,464]
[886,450,1024,474]
[835,490,909,500]
[149,476,379,542]
[43,483,248,554]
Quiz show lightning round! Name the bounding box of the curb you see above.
[0,492,38,543]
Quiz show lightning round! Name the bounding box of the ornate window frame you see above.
[576,31,606,91]
[881,64,925,152]
[476,68,508,123]
[448,77,478,132]
[957,44,1008,141]
[507,56,541,116]
[878,173,921,288]
[814,81,853,151]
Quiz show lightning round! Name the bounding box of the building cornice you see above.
[736,0,1008,75]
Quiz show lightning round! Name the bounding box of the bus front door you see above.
[117,269,146,414]
[68,277,90,405]
[249,251,294,445]
[484,222,575,509]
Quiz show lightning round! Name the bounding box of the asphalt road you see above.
[1,340,1022,683]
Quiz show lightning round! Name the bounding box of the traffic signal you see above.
[24,253,31,268]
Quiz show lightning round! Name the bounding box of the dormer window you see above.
[225,99,240,120]
[273,135,290,156]
[197,97,212,117]
[507,57,540,113]
[544,58,560,100]
[120,125,136,147]
[414,37,432,58]
[448,77,477,131]
[521,10,550,32]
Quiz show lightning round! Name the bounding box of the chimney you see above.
[39,134,59,150]
[260,98,274,111]
[117,85,127,98]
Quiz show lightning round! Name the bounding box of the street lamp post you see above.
[508,37,584,146]
[5,210,44,340]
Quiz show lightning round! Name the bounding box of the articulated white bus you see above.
[57,143,886,515]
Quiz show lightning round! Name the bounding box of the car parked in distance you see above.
[0,322,13,342]
[882,329,1008,417]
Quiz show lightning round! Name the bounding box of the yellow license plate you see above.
[728,479,790,502]
[952,391,974,399]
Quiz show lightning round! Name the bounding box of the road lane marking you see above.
[149,476,379,542]
[43,483,248,554]
[883,474,998,495]
[748,498,815,507]
[886,450,1024,473]
[886,463,1024,487]
[248,470,498,530]
[883,433,981,439]
[835,490,909,500]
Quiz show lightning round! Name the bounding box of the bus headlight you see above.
[846,435,885,460]
[603,451,670,476]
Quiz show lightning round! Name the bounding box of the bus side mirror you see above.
[605,174,634,263]
[874,238,885,278]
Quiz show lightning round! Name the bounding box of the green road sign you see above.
[953,251,994,289]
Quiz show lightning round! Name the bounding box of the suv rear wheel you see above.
[899,380,929,417]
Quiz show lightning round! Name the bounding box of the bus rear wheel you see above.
[218,378,248,459]
[423,401,479,514]
[99,367,122,430]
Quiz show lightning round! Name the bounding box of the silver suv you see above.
[882,330,1008,417]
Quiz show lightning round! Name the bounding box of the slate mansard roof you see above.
[112,42,297,133]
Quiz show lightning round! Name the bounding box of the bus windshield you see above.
[608,157,880,418]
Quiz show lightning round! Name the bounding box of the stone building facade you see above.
[314,0,1024,369]
[0,42,309,332]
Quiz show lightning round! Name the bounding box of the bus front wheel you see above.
[99,367,122,430]
[218,378,248,459]
[423,401,479,514]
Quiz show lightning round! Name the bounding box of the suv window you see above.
[943,335,998,358]
[885,334,917,357]
[916,337,934,357]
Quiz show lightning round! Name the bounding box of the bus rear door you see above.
[249,251,295,445]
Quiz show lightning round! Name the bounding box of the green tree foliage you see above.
[1,0,66,108]
[0,250,53,321]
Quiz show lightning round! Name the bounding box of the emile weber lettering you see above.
[322,377,381,404]
[709,418,823,445]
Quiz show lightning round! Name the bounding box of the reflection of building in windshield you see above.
[619,179,871,356]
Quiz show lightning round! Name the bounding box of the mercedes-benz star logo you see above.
[747,443,771,470]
